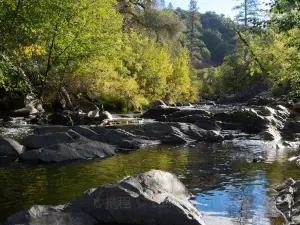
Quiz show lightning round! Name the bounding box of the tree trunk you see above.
[61,87,74,111]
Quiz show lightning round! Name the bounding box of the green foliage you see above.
[0,0,123,96]
[0,0,201,110]
[269,0,300,31]
[166,48,198,102]
[196,0,300,97]
[72,31,198,110]
[0,55,31,92]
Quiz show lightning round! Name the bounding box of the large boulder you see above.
[5,170,205,225]
[0,137,25,157]
[20,140,116,163]
[275,178,300,225]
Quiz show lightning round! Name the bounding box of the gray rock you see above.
[20,141,116,163]
[195,120,221,131]
[5,170,205,225]
[23,132,75,149]
[141,105,180,120]
[168,109,210,120]
[122,122,223,143]
[5,205,97,225]
[0,137,25,157]
[161,126,196,144]
[275,178,300,225]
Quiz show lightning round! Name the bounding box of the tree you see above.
[200,12,237,65]
[0,0,123,97]
[267,0,300,97]
[179,0,211,68]
[188,0,199,43]
[117,0,185,45]
[269,0,300,31]
[168,2,174,9]
[166,48,198,102]
[233,0,260,26]
[160,0,166,8]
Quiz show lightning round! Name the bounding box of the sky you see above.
[168,0,269,18]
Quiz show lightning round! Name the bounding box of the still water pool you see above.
[0,141,299,224]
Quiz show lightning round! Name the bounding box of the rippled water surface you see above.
[0,140,299,224]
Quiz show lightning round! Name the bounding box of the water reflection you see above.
[0,142,299,224]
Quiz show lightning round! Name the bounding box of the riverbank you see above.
[1,97,300,224]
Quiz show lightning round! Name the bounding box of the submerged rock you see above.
[5,170,205,225]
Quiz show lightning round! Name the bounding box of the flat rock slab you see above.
[5,170,206,225]
[21,141,116,163]
[23,132,75,149]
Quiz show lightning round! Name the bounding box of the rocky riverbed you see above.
[1,98,300,224]
[1,102,300,164]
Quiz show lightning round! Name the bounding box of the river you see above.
[1,140,299,224]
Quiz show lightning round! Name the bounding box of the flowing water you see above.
[0,140,299,224]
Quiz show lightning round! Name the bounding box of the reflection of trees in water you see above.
[183,142,262,192]
[226,184,256,224]
[183,142,267,224]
